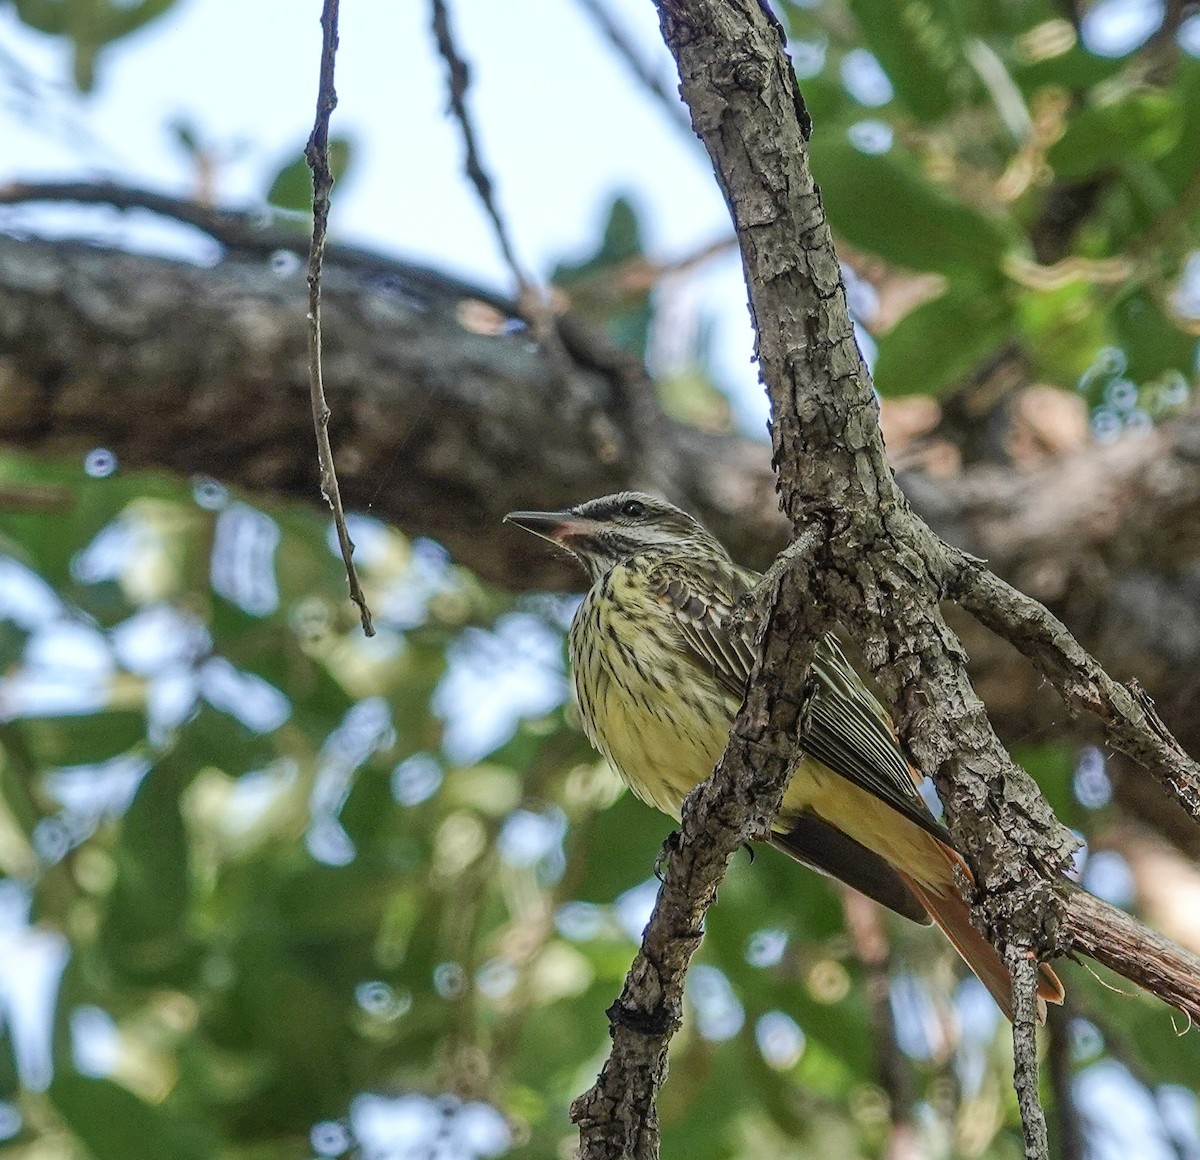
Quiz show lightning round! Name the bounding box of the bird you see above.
[505,491,1063,1021]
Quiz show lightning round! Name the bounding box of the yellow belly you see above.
[570,570,951,892]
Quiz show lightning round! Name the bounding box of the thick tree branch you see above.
[577,0,1200,1153]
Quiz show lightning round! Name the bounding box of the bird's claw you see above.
[654,830,683,881]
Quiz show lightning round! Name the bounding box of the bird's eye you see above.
[619,500,646,519]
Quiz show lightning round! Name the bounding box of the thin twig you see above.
[572,0,696,136]
[1008,948,1050,1160]
[304,0,374,636]
[428,0,527,287]
[427,0,661,487]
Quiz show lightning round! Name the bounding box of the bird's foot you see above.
[653,830,683,881]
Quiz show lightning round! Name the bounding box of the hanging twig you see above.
[304,0,373,636]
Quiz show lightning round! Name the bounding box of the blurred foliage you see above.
[4,0,1200,1158]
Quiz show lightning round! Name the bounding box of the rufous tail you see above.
[899,866,1064,1023]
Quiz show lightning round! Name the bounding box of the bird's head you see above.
[505,492,726,582]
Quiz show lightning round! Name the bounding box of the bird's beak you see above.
[504,509,595,547]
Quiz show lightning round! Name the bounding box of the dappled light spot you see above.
[433,961,468,1000]
[268,249,301,277]
[840,48,893,107]
[306,815,356,867]
[110,604,211,676]
[498,805,566,869]
[848,120,894,156]
[755,1010,805,1069]
[1074,746,1112,809]
[890,972,945,1062]
[390,752,443,806]
[0,557,61,628]
[475,958,518,1001]
[1083,849,1136,907]
[434,612,567,765]
[310,1119,352,1157]
[0,887,68,1093]
[42,754,150,841]
[614,877,659,943]
[554,901,607,942]
[198,656,291,732]
[787,35,827,79]
[745,927,788,968]
[1181,13,1200,55]
[348,1092,510,1160]
[1075,1058,1185,1160]
[1080,0,1165,57]
[211,503,280,617]
[70,1005,119,1078]
[190,476,228,510]
[807,958,851,1005]
[1069,1017,1105,1063]
[687,964,745,1041]
[70,518,138,586]
[82,448,117,478]
[354,980,411,1022]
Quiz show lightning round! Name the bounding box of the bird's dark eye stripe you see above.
[619,500,646,518]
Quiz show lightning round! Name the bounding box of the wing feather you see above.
[647,559,951,846]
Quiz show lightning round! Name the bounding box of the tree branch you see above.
[566,0,1200,1152]
[3,193,1200,814]
[571,528,833,1159]
[1008,948,1051,1160]
[945,554,1200,821]
[1062,887,1200,1023]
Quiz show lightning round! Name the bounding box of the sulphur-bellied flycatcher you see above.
[506,492,1062,1019]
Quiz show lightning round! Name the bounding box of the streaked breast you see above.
[570,568,736,819]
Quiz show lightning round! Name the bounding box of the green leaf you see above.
[100,752,196,981]
[846,0,972,121]
[873,283,1014,396]
[49,1074,211,1160]
[21,711,145,769]
[809,128,1013,275]
[1112,290,1198,382]
[266,137,354,213]
[1048,92,1181,181]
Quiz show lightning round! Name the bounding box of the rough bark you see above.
[567,1,1200,1156]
